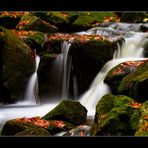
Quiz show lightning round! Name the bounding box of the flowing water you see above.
[0,23,148,132]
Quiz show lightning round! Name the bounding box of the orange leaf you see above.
[130,101,142,109]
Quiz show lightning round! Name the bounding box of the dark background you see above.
[0,0,148,11]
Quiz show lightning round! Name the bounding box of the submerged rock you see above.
[42,100,87,126]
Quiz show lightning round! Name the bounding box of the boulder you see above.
[91,94,137,136]
[17,13,58,34]
[118,61,148,102]
[42,100,87,126]
[0,27,35,103]
[104,60,147,94]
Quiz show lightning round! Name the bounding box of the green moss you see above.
[42,100,87,125]
[91,94,135,136]
[118,62,148,102]
[1,119,39,136]
[18,13,58,33]
[15,127,50,136]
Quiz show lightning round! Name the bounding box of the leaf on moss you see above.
[130,101,142,109]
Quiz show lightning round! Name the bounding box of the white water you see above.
[0,23,148,131]
[80,24,148,116]
[19,51,40,105]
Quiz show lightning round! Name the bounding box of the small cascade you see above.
[61,41,72,98]
[22,50,40,105]
[80,25,147,116]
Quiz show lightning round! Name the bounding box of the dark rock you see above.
[0,27,35,103]
[140,23,148,32]
[42,100,87,126]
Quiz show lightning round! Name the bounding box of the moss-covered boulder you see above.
[14,30,46,54]
[135,101,148,136]
[104,60,147,94]
[0,27,35,103]
[35,12,70,33]
[91,94,137,136]
[0,12,24,29]
[1,116,75,136]
[70,12,117,32]
[1,118,50,136]
[17,13,58,34]
[118,61,148,102]
[42,100,87,126]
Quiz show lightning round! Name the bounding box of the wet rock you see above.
[0,27,35,103]
[64,125,91,136]
[140,23,148,32]
[42,100,87,126]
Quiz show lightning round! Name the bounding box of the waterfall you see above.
[21,50,40,105]
[80,24,147,116]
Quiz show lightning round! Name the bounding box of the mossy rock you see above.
[17,13,58,34]
[91,94,136,136]
[14,30,46,53]
[118,61,148,102]
[15,127,50,136]
[71,12,116,32]
[35,12,70,32]
[104,60,147,94]
[42,100,87,126]
[0,27,35,103]
[1,119,43,136]
[134,101,148,136]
